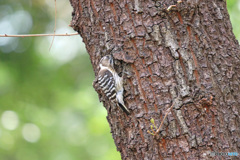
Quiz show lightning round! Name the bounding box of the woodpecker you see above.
[96,55,130,115]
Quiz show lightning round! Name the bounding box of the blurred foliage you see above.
[0,0,121,160]
[0,1,239,160]
[227,0,240,40]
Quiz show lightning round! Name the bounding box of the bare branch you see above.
[154,102,175,135]
[0,33,79,37]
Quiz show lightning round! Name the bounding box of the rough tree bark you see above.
[70,0,240,159]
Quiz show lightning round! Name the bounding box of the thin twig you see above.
[49,0,57,51]
[0,33,79,37]
[167,5,177,11]
[154,102,175,135]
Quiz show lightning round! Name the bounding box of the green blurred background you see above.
[0,1,239,160]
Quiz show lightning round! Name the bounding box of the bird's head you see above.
[99,55,114,68]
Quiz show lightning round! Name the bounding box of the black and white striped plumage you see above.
[98,70,116,101]
[97,55,130,115]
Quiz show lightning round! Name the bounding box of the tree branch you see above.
[0,33,79,37]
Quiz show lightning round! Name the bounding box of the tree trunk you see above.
[70,0,240,159]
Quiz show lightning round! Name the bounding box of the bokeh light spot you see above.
[0,21,14,46]
[22,123,41,143]
[1,110,19,130]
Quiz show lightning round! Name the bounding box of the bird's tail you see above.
[116,91,130,115]
[118,102,130,115]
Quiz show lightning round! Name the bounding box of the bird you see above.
[96,55,130,115]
